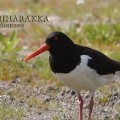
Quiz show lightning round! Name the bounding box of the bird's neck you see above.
[49,46,80,73]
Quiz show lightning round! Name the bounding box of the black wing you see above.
[76,44,120,75]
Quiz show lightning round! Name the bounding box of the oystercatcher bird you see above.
[23,32,120,120]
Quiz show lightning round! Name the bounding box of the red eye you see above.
[54,36,59,41]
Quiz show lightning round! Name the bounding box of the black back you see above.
[76,45,120,75]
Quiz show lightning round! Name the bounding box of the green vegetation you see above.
[0,0,120,119]
[0,31,19,54]
[0,102,24,120]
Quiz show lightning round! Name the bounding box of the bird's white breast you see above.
[54,55,120,92]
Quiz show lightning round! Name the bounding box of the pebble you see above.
[0,81,120,120]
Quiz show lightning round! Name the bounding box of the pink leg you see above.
[88,96,94,120]
[77,94,83,120]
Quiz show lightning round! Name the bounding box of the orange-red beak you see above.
[23,43,50,62]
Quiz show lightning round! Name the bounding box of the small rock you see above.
[70,90,76,96]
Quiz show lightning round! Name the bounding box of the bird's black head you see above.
[45,32,80,73]
[45,32,74,55]
[45,32,74,45]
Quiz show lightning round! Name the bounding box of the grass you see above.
[0,101,25,120]
[0,0,120,119]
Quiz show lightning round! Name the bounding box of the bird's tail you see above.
[98,71,120,86]
[114,71,120,82]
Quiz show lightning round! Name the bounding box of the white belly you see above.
[54,63,99,91]
[54,55,120,92]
